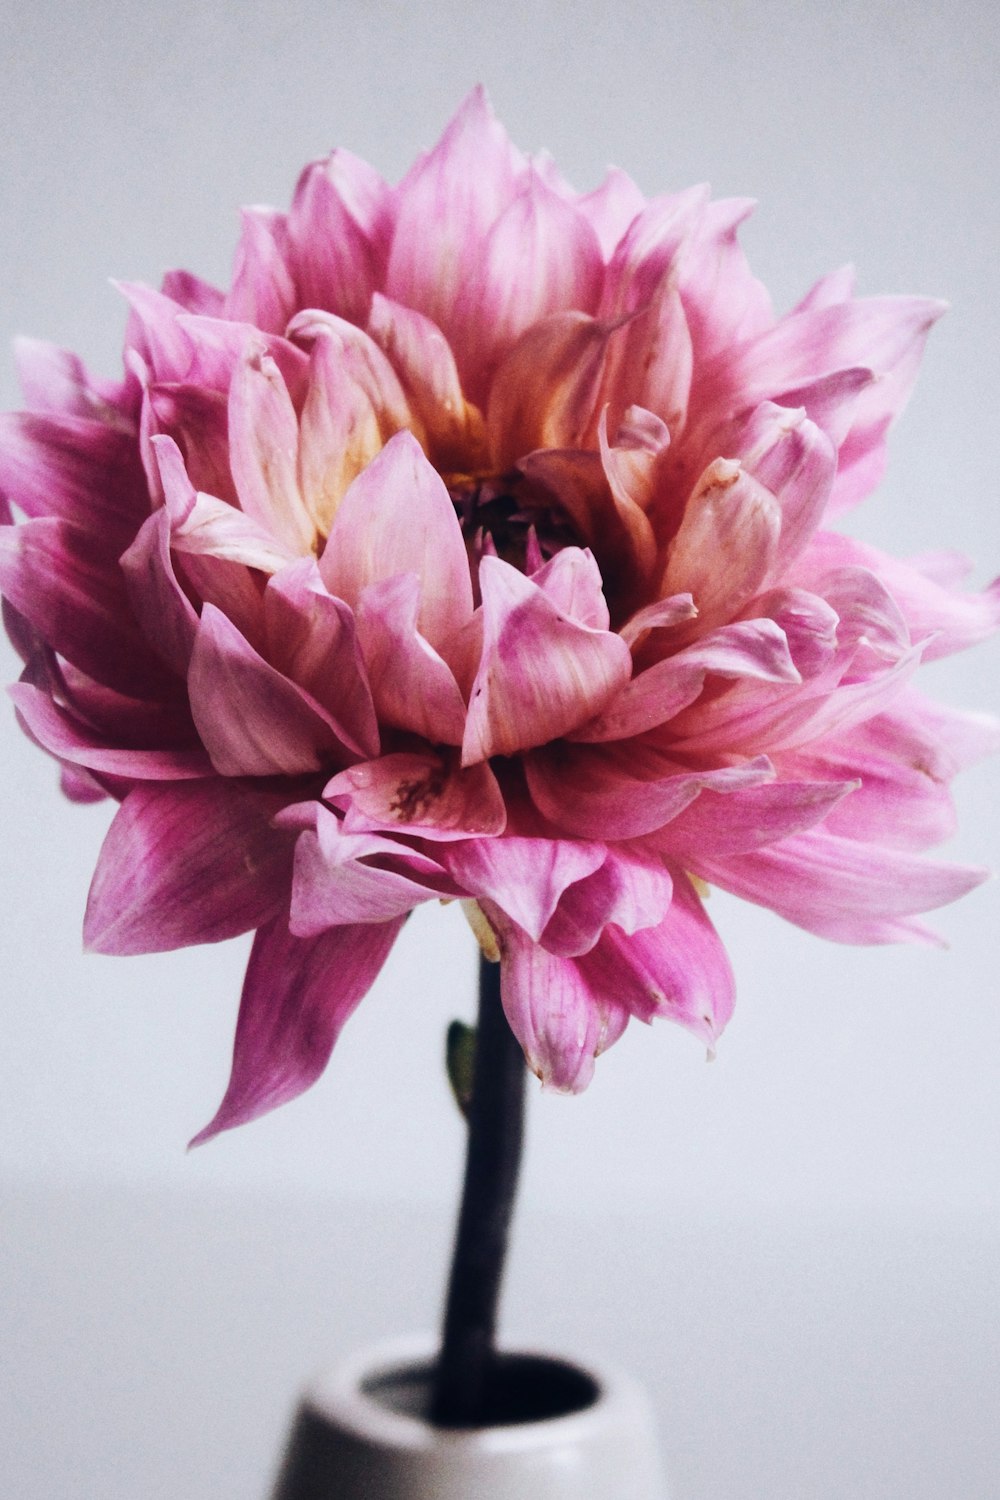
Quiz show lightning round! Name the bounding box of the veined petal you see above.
[735,401,836,575]
[227,345,315,555]
[326,751,506,841]
[462,555,632,764]
[354,572,468,745]
[540,846,673,957]
[320,431,473,650]
[487,312,614,469]
[662,457,781,626]
[188,604,361,774]
[575,167,646,258]
[191,910,403,1143]
[0,410,146,544]
[10,682,211,781]
[575,872,735,1046]
[694,830,989,944]
[444,835,607,941]
[287,148,390,324]
[84,781,293,954]
[656,777,858,859]
[488,906,630,1091]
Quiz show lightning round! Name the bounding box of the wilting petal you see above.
[326,751,506,840]
[320,431,473,650]
[462,555,632,764]
[84,781,293,954]
[188,604,360,774]
[191,910,404,1143]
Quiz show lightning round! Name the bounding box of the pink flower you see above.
[1,90,997,1139]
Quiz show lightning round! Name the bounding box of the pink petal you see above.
[540,846,674,958]
[0,411,146,544]
[575,872,735,1046]
[529,545,612,629]
[288,806,460,934]
[320,431,473,650]
[190,910,403,1143]
[13,337,131,421]
[487,908,630,1091]
[225,208,297,335]
[655,777,858,859]
[264,559,379,758]
[188,604,361,775]
[0,516,179,700]
[661,458,781,626]
[287,148,391,325]
[159,270,225,317]
[487,312,614,469]
[326,751,506,841]
[444,836,607,941]
[735,401,836,575]
[10,681,211,780]
[227,345,315,556]
[462,555,632,764]
[693,830,989,944]
[386,87,523,360]
[354,572,469,745]
[526,742,775,839]
[575,167,647,258]
[84,781,293,954]
[148,382,237,506]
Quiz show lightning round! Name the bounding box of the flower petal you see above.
[84,781,293,954]
[190,910,403,1143]
[326,750,506,841]
[10,681,212,781]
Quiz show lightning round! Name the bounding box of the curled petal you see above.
[662,458,781,625]
[326,751,506,841]
[354,572,468,745]
[444,835,608,941]
[191,910,404,1143]
[462,555,632,764]
[10,681,211,781]
[540,846,674,958]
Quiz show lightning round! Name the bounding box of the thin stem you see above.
[430,952,527,1426]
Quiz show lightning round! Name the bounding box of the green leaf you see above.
[446,1019,477,1120]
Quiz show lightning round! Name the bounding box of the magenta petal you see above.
[225,208,297,335]
[10,682,211,780]
[354,572,469,745]
[541,847,674,958]
[575,873,735,1046]
[190,911,403,1143]
[462,555,631,764]
[320,431,473,650]
[326,751,506,841]
[656,778,858,859]
[188,604,360,775]
[84,781,293,954]
[487,908,630,1091]
[0,410,146,544]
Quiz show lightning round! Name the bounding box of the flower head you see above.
[2,90,997,1139]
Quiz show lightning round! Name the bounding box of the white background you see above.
[1,3,998,1496]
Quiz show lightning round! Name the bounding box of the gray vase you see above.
[270,1335,668,1500]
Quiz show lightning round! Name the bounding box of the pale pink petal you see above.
[734,401,836,575]
[188,604,361,774]
[575,872,735,1045]
[661,457,781,626]
[462,555,632,764]
[354,572,468,745]
[225,208,297,335]
[576,167,647,258]
[84,781,293,954]
[227,345,315,555]
[386,87,524,358]
[693,830,989,944]
[191,910,404,1143]
[13,337,132,422]
[444,836,607,941]
[656,777,857,859]
[115,282,194,383]
[287,148,391,325]
[326,751,506,841]
[529,545,612,629]
[320,431,473,650]
[618,593,698,647]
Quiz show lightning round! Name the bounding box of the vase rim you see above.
[301,1333,648,1455]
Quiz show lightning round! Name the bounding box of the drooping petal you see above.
[84,781,293,954]
[462,554,632,764]
[191,909,404,1143]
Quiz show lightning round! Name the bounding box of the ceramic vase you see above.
[270,1335,668,1500]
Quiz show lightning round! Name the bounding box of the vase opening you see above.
[362,1352,602,1428]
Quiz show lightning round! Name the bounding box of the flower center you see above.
[443,469,581,572]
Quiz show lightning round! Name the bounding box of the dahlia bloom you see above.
[2,91,997,1141]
